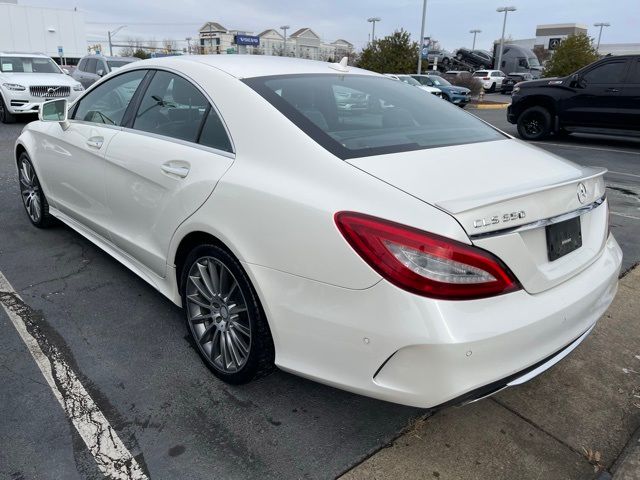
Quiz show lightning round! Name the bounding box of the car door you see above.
[561,58,630,129]
[618,57,640,131]
[35,69,147,238]
[102,69,234,276]
[71,58,86,84]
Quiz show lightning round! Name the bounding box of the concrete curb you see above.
[467,102,510,110]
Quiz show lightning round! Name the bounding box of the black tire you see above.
[489,82,496,93]
[180,244,275,385]
[18,153,54,228]
[442,93,450,103]
[456,52,463,60]
[0,94,17,124]
[517,106,552,140]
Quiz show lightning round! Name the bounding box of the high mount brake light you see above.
[335,212,521,300]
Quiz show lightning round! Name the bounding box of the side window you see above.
[78,58,86,71]
[133,71,208,143]
[583,61,627,84]
[627,60,640,84]
[199,107,232,152]
[73,69,146,125]
[97,60,107,75]
[85,58,97,74]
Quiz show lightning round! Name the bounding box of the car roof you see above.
[131,55,377,79]
[0,52,51,58]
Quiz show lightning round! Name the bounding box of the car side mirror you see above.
[39,99,69,130]
[570,74,587,88]
[96,68,105,77]
[62,68,70,75]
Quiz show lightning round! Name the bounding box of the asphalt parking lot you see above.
[1,110,638,480]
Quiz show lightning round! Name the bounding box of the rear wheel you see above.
[517,106,552,140]
[181,244,275,384]
[18,153,54,228]
[489,82,496,93]
[0,95,16,124]
[442,93,451,102]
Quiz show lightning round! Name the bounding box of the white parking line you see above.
[0,271,148,480]
[611,212,640,221]
[532,141,640,156]
[608,170,640,179]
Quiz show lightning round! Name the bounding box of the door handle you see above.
[161,163,190,178]
[86,136,104,149]
[606,88,620,93]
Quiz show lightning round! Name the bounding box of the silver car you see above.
[72,55,139,88]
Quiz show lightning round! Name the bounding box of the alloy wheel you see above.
[19,159,42,224]
[523,114,544,136]
[185,256,252,373]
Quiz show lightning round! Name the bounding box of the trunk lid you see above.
[347,139,608,294]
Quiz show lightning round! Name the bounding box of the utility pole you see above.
[107,25,126,56]
[186,37,192,55]
[470,29,481,50]
[594,22,610,52]
[417,0,427,74]
[367,17,381,44]
[496,7,516,71]
[280,25,290,56]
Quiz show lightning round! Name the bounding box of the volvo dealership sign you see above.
[235,35,260,46]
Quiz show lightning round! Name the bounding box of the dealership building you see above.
[198,22,353,60]
[0,0,87,64]
[509,23,640,56]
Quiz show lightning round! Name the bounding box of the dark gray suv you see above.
[72,55,139,88]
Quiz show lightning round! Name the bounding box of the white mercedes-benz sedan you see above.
[15,56,622,408]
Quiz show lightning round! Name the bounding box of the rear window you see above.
[473,71,488,77]
[244,74,504,160]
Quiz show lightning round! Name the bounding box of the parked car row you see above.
[385,73,472,107]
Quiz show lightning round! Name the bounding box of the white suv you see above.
[0,52,84,123]
[472,70,506,92]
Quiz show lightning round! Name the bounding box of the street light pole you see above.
[417,0,427,74]
[108,25,126,56]
[470,29,481,50]
[593,22,610,52]
[280,25,290,57]
[186,37,192,55]
[367,17,381,44]
[496,7,516,71]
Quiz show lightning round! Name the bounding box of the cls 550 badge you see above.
[474,211,526,229]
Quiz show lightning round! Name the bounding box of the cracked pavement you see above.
[1,112,639,479]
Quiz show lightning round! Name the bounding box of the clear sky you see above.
[24,0,640,52]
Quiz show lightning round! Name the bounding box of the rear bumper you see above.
[247,234,622,408]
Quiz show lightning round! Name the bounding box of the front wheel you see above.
[517,106,552,140]
[18,154,54,227]
[0,95,16,124]
[181,245,275,384]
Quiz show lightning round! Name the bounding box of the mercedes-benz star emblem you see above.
[577,182,587,204]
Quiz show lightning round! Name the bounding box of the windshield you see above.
[244,74,504,160]
[429,76,451,86]
[528,57,541,67]
[0,56,61,73]
[107,60,133,70]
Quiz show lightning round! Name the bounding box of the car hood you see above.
[347,138,608,293]
[418,85,441,93]
[0,72,79,86]
[518,77,566,88]
[440,85,470,94]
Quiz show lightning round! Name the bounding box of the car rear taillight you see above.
[335,212,521,300]
[483,77,490,80]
